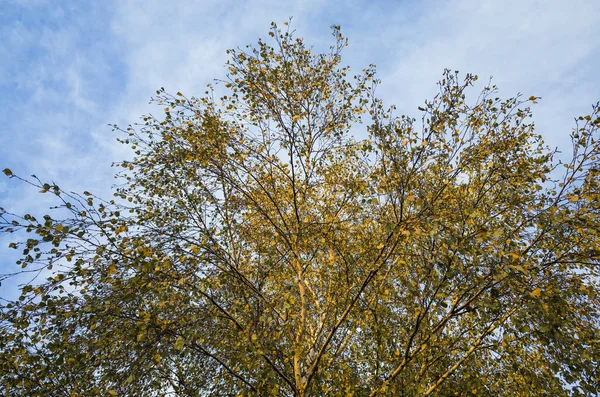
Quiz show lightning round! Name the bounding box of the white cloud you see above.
[373,0,599,153]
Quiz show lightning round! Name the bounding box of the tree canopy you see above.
[1,22,599,396]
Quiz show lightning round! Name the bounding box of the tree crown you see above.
[1,22,599,397]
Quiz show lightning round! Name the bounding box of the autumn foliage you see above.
[1,23,599,396]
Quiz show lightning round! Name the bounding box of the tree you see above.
[1,22,599,396]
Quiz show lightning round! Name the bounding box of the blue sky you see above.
[1,0,599,294]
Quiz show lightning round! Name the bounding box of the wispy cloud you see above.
[373,0,599,152]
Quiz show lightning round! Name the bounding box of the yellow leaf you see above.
[531,288,541,297]
[251,333,258,341]
[107,265,117,275]
[174,336,185,351]
[108,390,118,396]
[377,243,385,249]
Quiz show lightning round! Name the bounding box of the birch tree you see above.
[1,22,599,396]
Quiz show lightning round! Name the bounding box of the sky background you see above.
[1,0,599,295]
